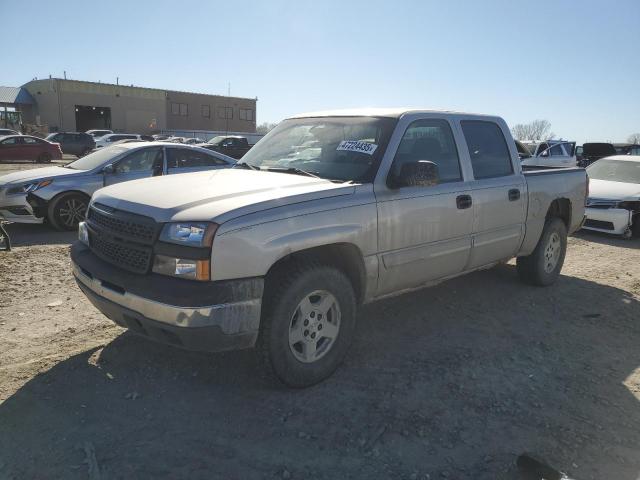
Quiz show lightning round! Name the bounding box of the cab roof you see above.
[288,107,496,119]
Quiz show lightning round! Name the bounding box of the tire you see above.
[517,217,567,286]
[258,263,357,388]
[37,152,52,163]
[47,193,89,231]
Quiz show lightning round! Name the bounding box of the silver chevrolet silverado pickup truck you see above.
[71,108,587,387]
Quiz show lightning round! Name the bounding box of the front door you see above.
[375,117,474,296]
[0,137,24,160]
[457,119,525,269]
[104,147,164,186]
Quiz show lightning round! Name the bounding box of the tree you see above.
[256,122,278,134]
[511,120,555,141]
[627,133,640,144]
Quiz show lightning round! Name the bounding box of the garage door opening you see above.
[75,105,111,132]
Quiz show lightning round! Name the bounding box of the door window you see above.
[115,148,163,173]
[549,144,566,156]
[390,119,462,184]
[461,121,514,179]
[167,148,227,168]
[1,137,19,145]
[22,137,42,144]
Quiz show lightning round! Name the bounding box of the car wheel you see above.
[517,217,567,286]
[37,152,52,163]
[258,263,357,388]
[47,193,89,231]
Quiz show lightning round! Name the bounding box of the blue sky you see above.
[2,0,639,143]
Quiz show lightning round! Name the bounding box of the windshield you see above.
[587,159,640,184]
[46,133,59,141]
[240,117,397,182]
[64,146,126,170]
[207,136,226,145]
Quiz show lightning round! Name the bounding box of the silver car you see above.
[0,142,235,230]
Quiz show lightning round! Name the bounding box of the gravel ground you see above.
[1,160,639,479]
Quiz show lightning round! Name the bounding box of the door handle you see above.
[456,194,472,209]
[508,189,521,201]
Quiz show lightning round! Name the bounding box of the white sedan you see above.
[583,155,640,238]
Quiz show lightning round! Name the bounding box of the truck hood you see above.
[92,169,355,223]
[0,166,83,186]
[588,178,640,200]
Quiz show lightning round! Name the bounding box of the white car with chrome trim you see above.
[583,155,640,238]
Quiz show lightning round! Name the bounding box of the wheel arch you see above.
[546,197,572,228]
[264,243,367,305]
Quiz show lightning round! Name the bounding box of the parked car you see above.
[46,132,95,157]
[0,135,62,163]
[578,142,617,167]
[95,133,152,148]
[70,108,587,387]
[86,129,113,139]
[520,140,576,168]
[0,142,234,229]
[583,155,640,238]
[183,138,204,145]
[613,143,640,155]
[199,135,252,159]
[0,128,20,136]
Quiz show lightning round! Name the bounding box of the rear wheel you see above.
[517,217,567,286]
[37,152,52,163]
[47,193,89,231]
[258,263,357,387]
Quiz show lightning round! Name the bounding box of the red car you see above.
[0,135,63,163]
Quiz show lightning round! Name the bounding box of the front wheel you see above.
[258,264,357,387]
[47,193,89,231]
[517,217,567,286]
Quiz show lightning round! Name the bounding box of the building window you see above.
[201,105,210,118]
[171,102,188,116]
[217,106,233,119]
[239,108,254,121]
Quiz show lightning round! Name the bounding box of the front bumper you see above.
[583,207,632,235]
[71,242,264,352]
[0,191,43,224]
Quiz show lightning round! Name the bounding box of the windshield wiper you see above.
[265,167,321,179]
[233,162,260,171]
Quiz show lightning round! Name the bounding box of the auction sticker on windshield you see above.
[337,140,378,155]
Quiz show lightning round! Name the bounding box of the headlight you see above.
[152,255,210,281]
[159,222,217,247]
[78,221,89,246]
[7,179,53,195]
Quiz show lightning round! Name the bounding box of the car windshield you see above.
[64,146,127,170]
[587,159,640,184]
[207,136,226,145]
[240,117,397,182]
[45,133,58,140]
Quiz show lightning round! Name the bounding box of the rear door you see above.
[104,147,164,186]
[21,136,46,161]
[166,147,230,175]
[458,119,525,269]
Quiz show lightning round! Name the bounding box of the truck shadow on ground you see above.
[1,265,640,480]
[4,222,76,247]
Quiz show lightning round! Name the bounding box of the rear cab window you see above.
[460,121,514,179]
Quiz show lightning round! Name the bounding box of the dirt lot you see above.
[1,188,640,479]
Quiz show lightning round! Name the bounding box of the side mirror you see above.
[103,164,115,174]
[391,160,439,188]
